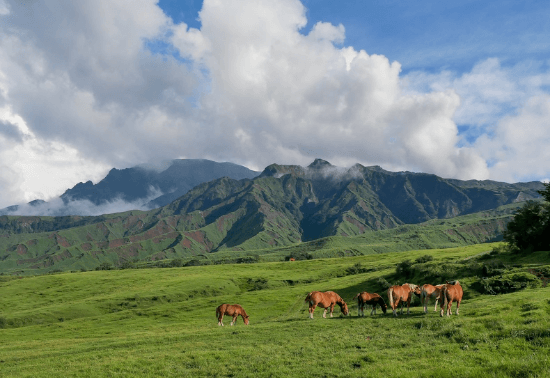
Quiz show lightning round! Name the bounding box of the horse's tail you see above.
[305,292,312,303]
[388,287,395,308]
[441,285,448,309]
[352,293,360,300]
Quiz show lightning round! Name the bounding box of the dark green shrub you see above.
[473,271,541,294]
[345,262,375,276]
[168,258,183,267]
[185,259,203,267]
[286,251,313,261]
[96,262,113,271]
[377,277,392,290]
[395,260,414,278]
[415,255,433,264]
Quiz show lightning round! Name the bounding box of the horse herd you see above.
[216,281,463,326]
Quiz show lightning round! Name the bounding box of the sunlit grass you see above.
[1,244,549,377]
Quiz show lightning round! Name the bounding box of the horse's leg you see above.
[322,307,328,318]
[420,291,429,313]
[309,304,316,319]
[393,298,400,317]
[329,304,335,318]
[456,299,461,315]
[446,299,452,317]
[231,314,238,326]
[434,297,438,312]
[219,313,224,326]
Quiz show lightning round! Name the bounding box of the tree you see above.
[504,182,550,253]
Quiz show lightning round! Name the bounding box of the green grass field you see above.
[1,243,549,377]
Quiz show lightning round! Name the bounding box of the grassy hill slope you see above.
[0,202,519,275]
[1,243,549,377]
[0,159,543,276]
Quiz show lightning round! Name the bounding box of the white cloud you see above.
[475,94,550,182]
[404,58,550,181]
[1,0,548,213]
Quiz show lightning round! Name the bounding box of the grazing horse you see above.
[440,281,463,317]
[420,284,444,313]
[352,292,387,316]
[305,291,349,319]
[216,304,249,326]
[387,283,421,317]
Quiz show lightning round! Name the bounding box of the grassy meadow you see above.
[1,243,549,377]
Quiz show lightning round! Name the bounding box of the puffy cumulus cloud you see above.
[404,58,550,181]
[0,0,495,212]
[474,95,550,182]
[404,58,550,133]
[188,0,485,178]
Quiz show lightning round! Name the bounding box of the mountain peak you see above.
[308,159,334,169]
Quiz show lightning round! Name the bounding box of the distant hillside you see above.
[0,159,259,216]
[0,159,543,275]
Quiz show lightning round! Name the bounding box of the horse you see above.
[352,292,387,316]
[440,281,463,317]
[216,304,249,326]
[387,283,421,317]
[419,284,445,313]
[305,291,349,319]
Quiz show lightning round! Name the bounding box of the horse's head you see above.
[409,284,421,296]
[339,301,350,316]
[244,315,250,325]
[381,301,388,314]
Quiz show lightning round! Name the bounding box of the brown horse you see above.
[440,281,463,317]
[352,292,387,316]
[387,283,421,317]
[420,284,444,313]
[305,291,349,319]
[216,304,249,326]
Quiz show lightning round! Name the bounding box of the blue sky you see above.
[0,0,550,213]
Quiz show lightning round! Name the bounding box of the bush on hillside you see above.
[472,272,541,295]
[415,255,434,264]
[504,182,550,254]
[285,251,313,261]
[95,262,113,271]
[344,262,376,276]
[395,259,414,278]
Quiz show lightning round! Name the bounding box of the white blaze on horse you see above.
[305,291,349,319]
[440,281,463,317]
[387,283,421,317]
[352,292,387,316]
[216,304,249,326]
[420,284,445,313]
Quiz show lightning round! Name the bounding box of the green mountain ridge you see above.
[0,160,543,275]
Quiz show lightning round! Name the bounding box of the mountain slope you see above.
[1,159,259,216]
[0,159,544,274]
